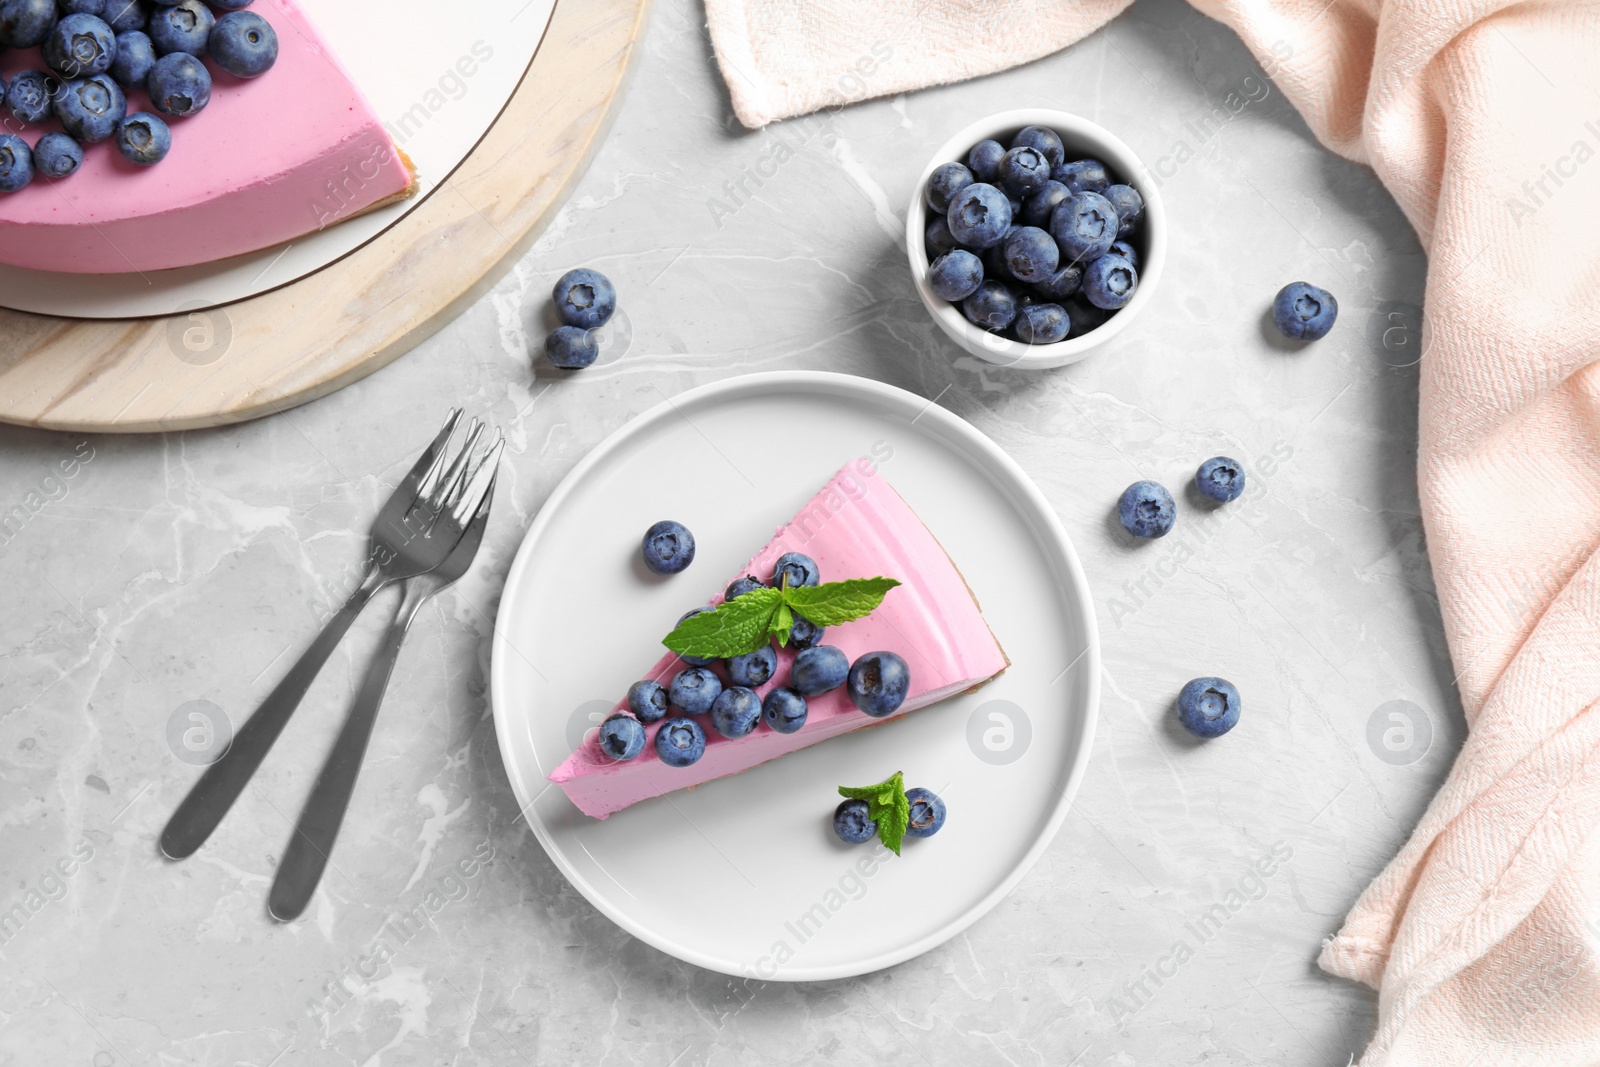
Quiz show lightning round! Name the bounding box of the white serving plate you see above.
[0,0,556,319]
[490,371,1099,980]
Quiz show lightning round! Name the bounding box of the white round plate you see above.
[0,0,556,319]
[490,371,1099,980]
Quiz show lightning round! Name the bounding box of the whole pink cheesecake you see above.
[549,459,1010,819]
[0,0,416,274]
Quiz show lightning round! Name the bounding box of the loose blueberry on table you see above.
[544,325,598,369]
[541,267,618,369]
[904,787,947,838]
[833,799,877,844]
[1195,456,1246,503]
[1176,677,1241,738]
[1272,281,1338,341]
[641,519,695,575]
[848,651,910,717]
[923,126,1147,346]
[1118,480,1177,539]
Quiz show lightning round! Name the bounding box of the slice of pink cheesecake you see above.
[0,0,416,274]
[549,459,1010,819]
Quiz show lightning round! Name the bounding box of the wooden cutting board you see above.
[0,0,650,433]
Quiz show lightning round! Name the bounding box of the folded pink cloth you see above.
[706,1,1600,1062]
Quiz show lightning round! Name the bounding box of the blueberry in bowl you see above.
[908,110,1164,369]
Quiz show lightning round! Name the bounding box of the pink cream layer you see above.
[0,0,411,274]
[548,459,1010,819]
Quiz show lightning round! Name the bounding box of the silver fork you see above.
[267,434,503,921]
[160,410,480,861]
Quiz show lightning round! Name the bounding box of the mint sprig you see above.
[662,576,900,659]
[838,771,910,855]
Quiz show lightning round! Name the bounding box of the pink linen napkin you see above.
[704,0,1600,1062]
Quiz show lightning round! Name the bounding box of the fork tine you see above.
[452,437,504,525]
[428,420,484,512]
[401,409,461,499]
[415,416,466,504]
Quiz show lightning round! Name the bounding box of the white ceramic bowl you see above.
[907,109,1167,370]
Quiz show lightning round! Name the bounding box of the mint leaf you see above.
[663,588,783,659]
[838,771,910,855]
[783,577,901,627]
[772,602,794,647]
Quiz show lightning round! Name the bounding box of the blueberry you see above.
[725,643,777,688]
[626,679,670,724]
[833,798,876,844]
[905,787,946,837]
[597,714,646,760]
[147,0,212,56]
[847,651,910,717]
[54,74,125,143]
[1010,125,1064,166]
[725,575,765,600]
[925,216,959,258]
[1102,184,1143,238]
[109,30,156,88]
[208,10,276,78]
[961,280,1017,332]
[1052,158,1110,194]
[928,249,983,302]
[102,0,144,31]
[0,0,56,48]
[1117,480,1176,538]
[1004,189,1022,217]
[1065,295,1113,337]
[771,551,819,589]
[147,52,209,117]
[1272,281,1338,341]
[1195,456,1246,503]
[674,607,717,667]
[114,111,169,165]
[1176,677,1241,739]
[668,666,722,716]
[981,242,1014,284]
[710,686,762,739]
[30,132,82,179]
[0,134,33,193]
[543,325,597,369]
[552,267,616,330]
[788,614,824,650]
[655,716,706,767]
[640,519,695,575]
[1014,303,1069,345]
[762,687,808,733]
[1050,192,1118,264]
[925,160,973,213]
[62,0,105,11]
[7,70,58,125]
[1108,239,1138,269]
[966,138,1005,183]
[210,0,256,8]
[1002,225,1059,283]
[998,145,1050,197]
[1032,262,1083,301]
[1082,254,1137,310]
[1019,179,1070,228]
[45,14,117,78]
[945,182,1011,250]
[791,645,849,695]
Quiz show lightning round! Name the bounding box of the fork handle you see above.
[268,582,430,921]
[158,568,384,860]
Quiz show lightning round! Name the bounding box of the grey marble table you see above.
[0,0,1444,1062]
